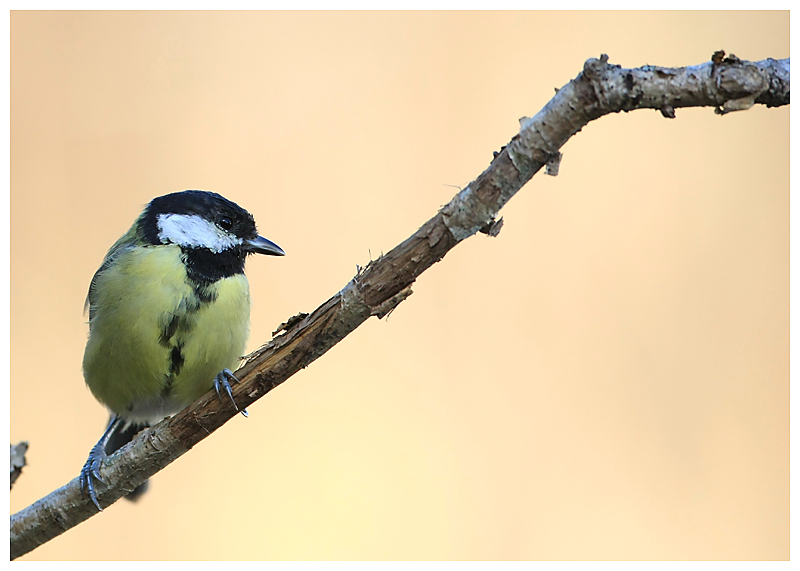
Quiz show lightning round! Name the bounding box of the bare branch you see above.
[10,442,29,490]
[10,53,789,560]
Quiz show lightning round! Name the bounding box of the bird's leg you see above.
[214,368,248,417]
[79,415,121,511]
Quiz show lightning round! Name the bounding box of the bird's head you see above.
[141,190,285,258]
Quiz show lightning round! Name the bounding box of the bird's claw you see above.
[80,446,106,511]
[214,369,246,416]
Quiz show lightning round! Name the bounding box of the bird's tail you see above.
[105,419,150,501]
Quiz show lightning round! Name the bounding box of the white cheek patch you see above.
[156,213,242,253]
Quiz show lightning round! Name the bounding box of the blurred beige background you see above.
[10,11,788,560]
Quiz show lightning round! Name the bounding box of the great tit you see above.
[79,190,284,510]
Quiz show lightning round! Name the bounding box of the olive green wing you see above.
[84,221,144,322]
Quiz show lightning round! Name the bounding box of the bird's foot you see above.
[79,439,108,511]
[214,369,248,417]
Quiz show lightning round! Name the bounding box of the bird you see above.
[78,190,284,510]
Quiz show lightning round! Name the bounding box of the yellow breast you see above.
[82,245,251,423]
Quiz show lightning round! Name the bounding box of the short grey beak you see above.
[245,236,285,256]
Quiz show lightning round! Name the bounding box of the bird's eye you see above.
[219,216,233,231]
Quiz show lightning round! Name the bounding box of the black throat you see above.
[181,246,247,287]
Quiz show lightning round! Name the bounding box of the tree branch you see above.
[10,53,789,560]
[10,442,29,490]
